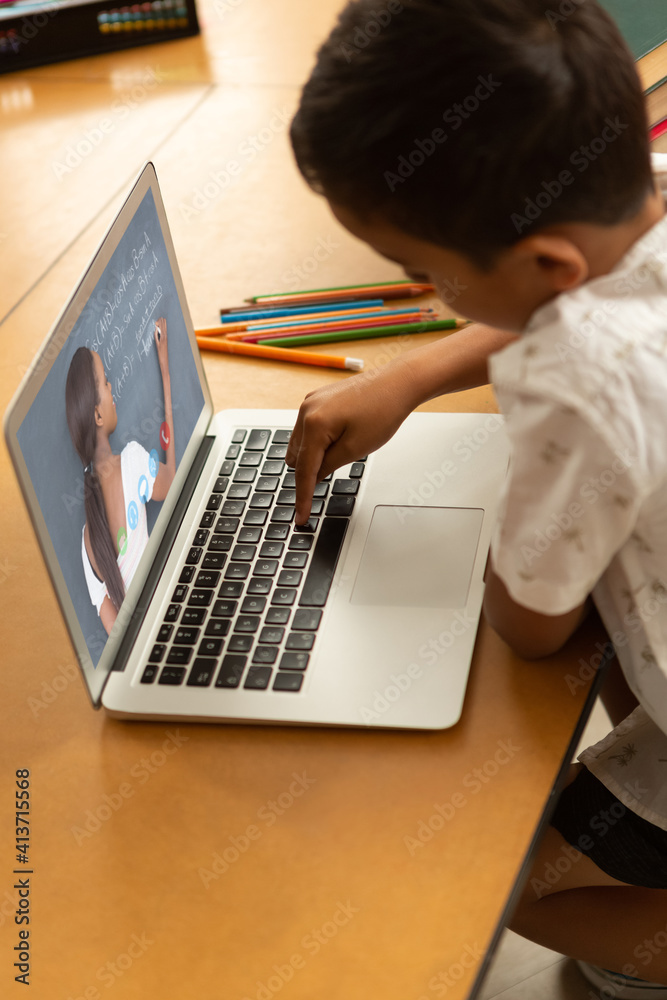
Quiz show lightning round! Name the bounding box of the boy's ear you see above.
[510,233,589,293]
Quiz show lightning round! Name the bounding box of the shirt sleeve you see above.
[123,440,154,506]
[490,393,643,615]
[81,527,108,614]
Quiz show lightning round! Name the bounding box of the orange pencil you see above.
[195,335,364,371]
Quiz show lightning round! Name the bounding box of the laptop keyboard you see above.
[139,428,364,694]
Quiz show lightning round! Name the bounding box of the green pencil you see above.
[256,318,464,347]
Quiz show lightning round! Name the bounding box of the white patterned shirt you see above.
[489,154,667,830]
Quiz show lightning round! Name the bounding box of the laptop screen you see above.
[9,166,208,691]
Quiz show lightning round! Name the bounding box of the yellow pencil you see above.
[195,335,364,371]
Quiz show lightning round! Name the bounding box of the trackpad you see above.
[350,505,483,608]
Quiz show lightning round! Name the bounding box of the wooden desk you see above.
[0,5,605,998]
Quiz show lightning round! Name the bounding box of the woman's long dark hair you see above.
[65,347,125,612]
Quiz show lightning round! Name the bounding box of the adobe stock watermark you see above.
[404,739,522,855]
[339,0,404,62]
[518,447,635,570]
[359,605,481,724]
[396,413,505,521]
[279,234,340,289]
[179,107,291,221]
[545,0,585,30]
[566,585,667,695]
[529,776,649,899]
[197,771,316,887]
[511,117,628,233]
[384,74,502,193]
[27,658,80,717]
[213,0,246,19]
[241,901,359,1000]
[51,66,163,179]
[417,942,485,999]
[70,730,189,845]
[64,931,154,999]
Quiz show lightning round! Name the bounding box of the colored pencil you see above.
[256,318,465,348]
[200,306,431,338]
[219,299,385,320]
[196,336,363,371]
[224,311,431,344]
[245,280,435,306]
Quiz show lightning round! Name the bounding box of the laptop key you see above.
[149,644,166,662]
[282,551,307,569]
[215,516,239,533]
[201,553,226,570]
[221,500,245,516]
[219,460,235,476]
[273,672,304,692]
[271,506,295,523]
[235,615,260,633]
[174,626,200,645]
[206,494,222,511]
[325,495,355,517]
[188,588,213,607]
[187,659,216,687]
[195,570,220,588]
[187,547,203,564]
[272,429,292,444]
[262,460,285,475]
[208,534,232,551]
[243,509,268,526]
[141,664,159,684]
[244,666,272,689]
[255,559,278,576]
[259,626,284,644]
[285,632,315,651]
[332,478,359,495]
[200,511,216,529]
[234,467,257,483]
[277,569,302,587]
[252,646,278,665]
[239,451,262,467]
[157,624,173,642]
[212,476,229,493]
[265,523,289,540]
[215,655,246,688]
[349,462,365,478]
[256,476,279,492]
[247,577,272,595]
[271,588,297,606]
[194,529,209,547]
[225,563,250,580]
[288,534,313,551]
[265,607,291,625]
[231,544,257,561]
[182,608,205,625]
[299,517,348,607]
[294,517,318,532]
[232,429,247,443]
[241,595,266,614]
[246,429,271,450]
[171,584,188,603]
[159,666,187,685]
[279,652,310,671]
[227,635,253,652]
[249,493,273,509]
[292,608,322,631]
[226,443,241,459]
[164,603,181,622]
[198,638,223,657]
[166,647,193,665]
[238,527,262,544]
[260,541,284,558]
[218,582,243,598]
[267,444,287,459]
[227,484,252,500]
[205,619,230,637]
[212,599,237,617]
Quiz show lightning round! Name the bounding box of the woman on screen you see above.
[65,318,175,634]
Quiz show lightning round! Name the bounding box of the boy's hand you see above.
[286,360,416,524]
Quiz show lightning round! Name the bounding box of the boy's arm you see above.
[484,563,591,660]
[287,323,517,523]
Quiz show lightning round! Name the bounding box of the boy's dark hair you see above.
[290,0,653,268]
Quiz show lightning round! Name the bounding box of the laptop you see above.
[4,162,509,730]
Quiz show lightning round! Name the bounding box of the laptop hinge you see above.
[110,434,215,673]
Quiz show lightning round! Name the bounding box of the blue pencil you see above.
[219,299,385,322]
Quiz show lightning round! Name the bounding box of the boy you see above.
[284,0,667,995]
